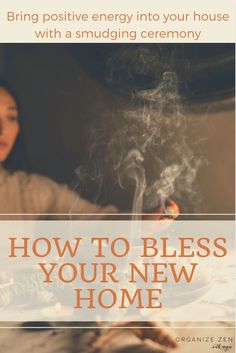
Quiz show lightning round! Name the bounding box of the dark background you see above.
[0,44,234,213]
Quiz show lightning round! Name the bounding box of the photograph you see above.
[0,43,235,352]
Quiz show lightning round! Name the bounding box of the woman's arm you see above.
[21,172,117,218]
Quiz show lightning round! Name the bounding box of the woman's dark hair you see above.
[0,77,30,171]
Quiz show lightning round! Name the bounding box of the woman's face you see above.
[0,87,20,163]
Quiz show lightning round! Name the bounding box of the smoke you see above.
[116,149,146,219]
[74,45,203,214]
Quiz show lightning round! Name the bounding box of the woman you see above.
[0,78,177,353]
[0,78,117,218]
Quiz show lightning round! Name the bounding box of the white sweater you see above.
[0,167,116,218]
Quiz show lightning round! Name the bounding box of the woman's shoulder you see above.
[10,170,65,212]
[4,169,58,192]
[15,170,59,187]
[0,168,66,214]
[13,170,97,215]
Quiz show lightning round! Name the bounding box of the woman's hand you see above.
[93,321,178,352]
